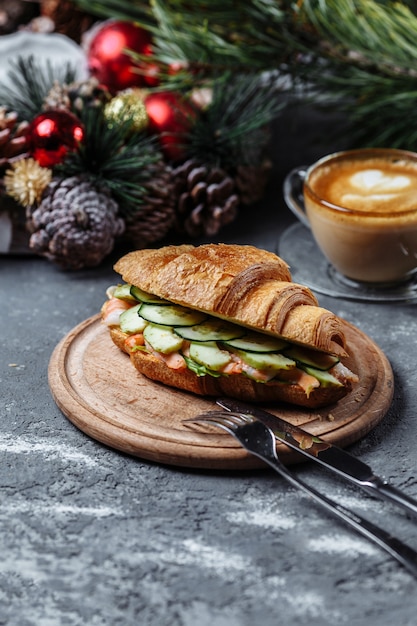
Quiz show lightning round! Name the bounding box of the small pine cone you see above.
[234,159,272,205]
[43,78,111,114]
[42,82,72,111]
[0,108,30,178]
[173,159,239,237]
[39,0,96,43]
[0,0,39,34]
[28,176,124,270]
[124,162,176,248]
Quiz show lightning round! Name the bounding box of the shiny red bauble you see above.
[26,110,84,167]
[144,91,196,161]
[87,20,159,94]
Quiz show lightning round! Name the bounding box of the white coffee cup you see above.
[283,148,417,285]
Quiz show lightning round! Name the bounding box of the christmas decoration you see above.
[104,89,148,132]
[144,91,196,161]
[4,158,52,207]
[26,109,84,167]
[86,20,158,93]
[0,41,281,268]
[28,176,124,270]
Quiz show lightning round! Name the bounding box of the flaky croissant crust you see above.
[114,243,347,356]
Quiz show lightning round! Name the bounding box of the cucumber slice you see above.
[113,283,136,302]
[130,286,169,305]
[189,341,232,371]
[224,332,288,353]
[230,348,295,371]
[283,346,339,370]
[143,323,184,354]
[119,305,147,334]
[139,303,208,327]
[302,365,343,387]
[175,318,244,342]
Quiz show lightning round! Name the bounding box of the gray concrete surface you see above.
[1,108,417,625]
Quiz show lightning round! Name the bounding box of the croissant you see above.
[102,244,358,408]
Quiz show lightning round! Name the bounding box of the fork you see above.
[186,411,417,578]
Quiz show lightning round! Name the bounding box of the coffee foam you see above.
[310,157,417,214]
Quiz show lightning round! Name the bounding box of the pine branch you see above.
[0,56,78,121]
[70,0,417,150]
[58,106,162,215]
[332,72,417,148]
[288,0,417,149]
[74,0,295,75]
[72,0,155,24]
[297,0,417,75]
[187,74,287,167]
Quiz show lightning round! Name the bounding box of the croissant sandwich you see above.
[101,243,358,408]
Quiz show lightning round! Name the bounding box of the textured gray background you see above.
[1,107,417,625]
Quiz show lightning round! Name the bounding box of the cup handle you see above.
[283,166,311,229]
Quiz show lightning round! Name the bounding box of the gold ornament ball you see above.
[104,89,149,132]
[4,158,52,207]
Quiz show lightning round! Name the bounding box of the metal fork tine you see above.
[185,411,251,430]
[192,410,247,422]
[195,411,256,425]
[186,414,238,429]
[188,416,236,434]
[185,410,417,579]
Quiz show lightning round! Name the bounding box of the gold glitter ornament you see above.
[4,158,52,207]
[104,89,149,132]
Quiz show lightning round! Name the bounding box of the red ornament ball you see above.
[87,20,159,93]
[144,91,196,161]
[26,110,84,168]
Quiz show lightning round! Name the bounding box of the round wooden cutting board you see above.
[48,315,394,470]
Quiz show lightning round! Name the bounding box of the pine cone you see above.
[0,108,29,181]
[28,176,124,270]
[43,78,111,114]
[234,160,273,205]
[0,0,39,34]
[173,159,239,237]
[124,161,176,248]
[39,0,96,43]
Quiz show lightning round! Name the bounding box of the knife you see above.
[216,397,417,519]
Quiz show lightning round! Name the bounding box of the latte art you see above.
[310,158,417,214]
[350,169,410,192]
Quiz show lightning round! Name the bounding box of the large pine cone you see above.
[124,161,176,249]
[28,176,124,270]
[173,159,239,237]
[0,108,29,181]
